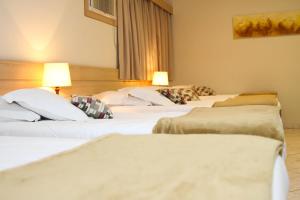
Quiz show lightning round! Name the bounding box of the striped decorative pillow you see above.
[71,96,113,119]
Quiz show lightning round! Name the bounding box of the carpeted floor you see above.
[285,129,300,200]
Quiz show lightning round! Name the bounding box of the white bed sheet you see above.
[0,100,217,138]
[0,136,88,170]
[0,135,289,200]
[0,111,185,139]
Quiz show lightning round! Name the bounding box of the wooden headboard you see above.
[0,61,151,97]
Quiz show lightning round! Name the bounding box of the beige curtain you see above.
[117,0,173,80]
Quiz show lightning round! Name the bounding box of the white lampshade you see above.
[152,71,169,86]
[43,63,72,87]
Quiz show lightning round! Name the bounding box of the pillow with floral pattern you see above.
[193,86,216,96]
[157,88,200,104]
[157,89,186,104]
[71,96,113,119]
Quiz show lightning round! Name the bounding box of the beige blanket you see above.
[213,94,278,107]
[153,105,284,141]
[0,134,282,200]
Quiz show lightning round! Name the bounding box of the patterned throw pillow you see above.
[71,96,113,119]
[176,88,200,101]
[157,89,186,104]
[157,88,200,104]
[193,86,216,96]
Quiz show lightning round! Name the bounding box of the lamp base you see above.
[54,87,60,95]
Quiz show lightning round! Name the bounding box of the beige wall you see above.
[173,0,300,128]
[0,0,116,67]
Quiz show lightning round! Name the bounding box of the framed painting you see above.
[233,10,300,39]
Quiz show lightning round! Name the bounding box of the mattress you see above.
[0,135,289,200]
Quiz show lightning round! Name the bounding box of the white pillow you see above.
[170,85,194,89]
[124,96,152,106]
[3,89,88,121]
[118,86,194,93]
[94,91,152,106]
[0,97,41,122]
[118,86,161,93]
[128,88,175,106]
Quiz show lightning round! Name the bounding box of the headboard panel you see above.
[0,61,151,96]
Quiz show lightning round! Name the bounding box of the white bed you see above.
[0,102,284,141]
[0,95,239,139]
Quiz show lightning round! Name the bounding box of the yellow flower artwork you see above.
[233,10,300,39]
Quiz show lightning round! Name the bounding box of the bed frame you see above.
[0,61,151,97]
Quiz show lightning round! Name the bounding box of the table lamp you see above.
[152,71,169,86]
[43,63,72,95]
